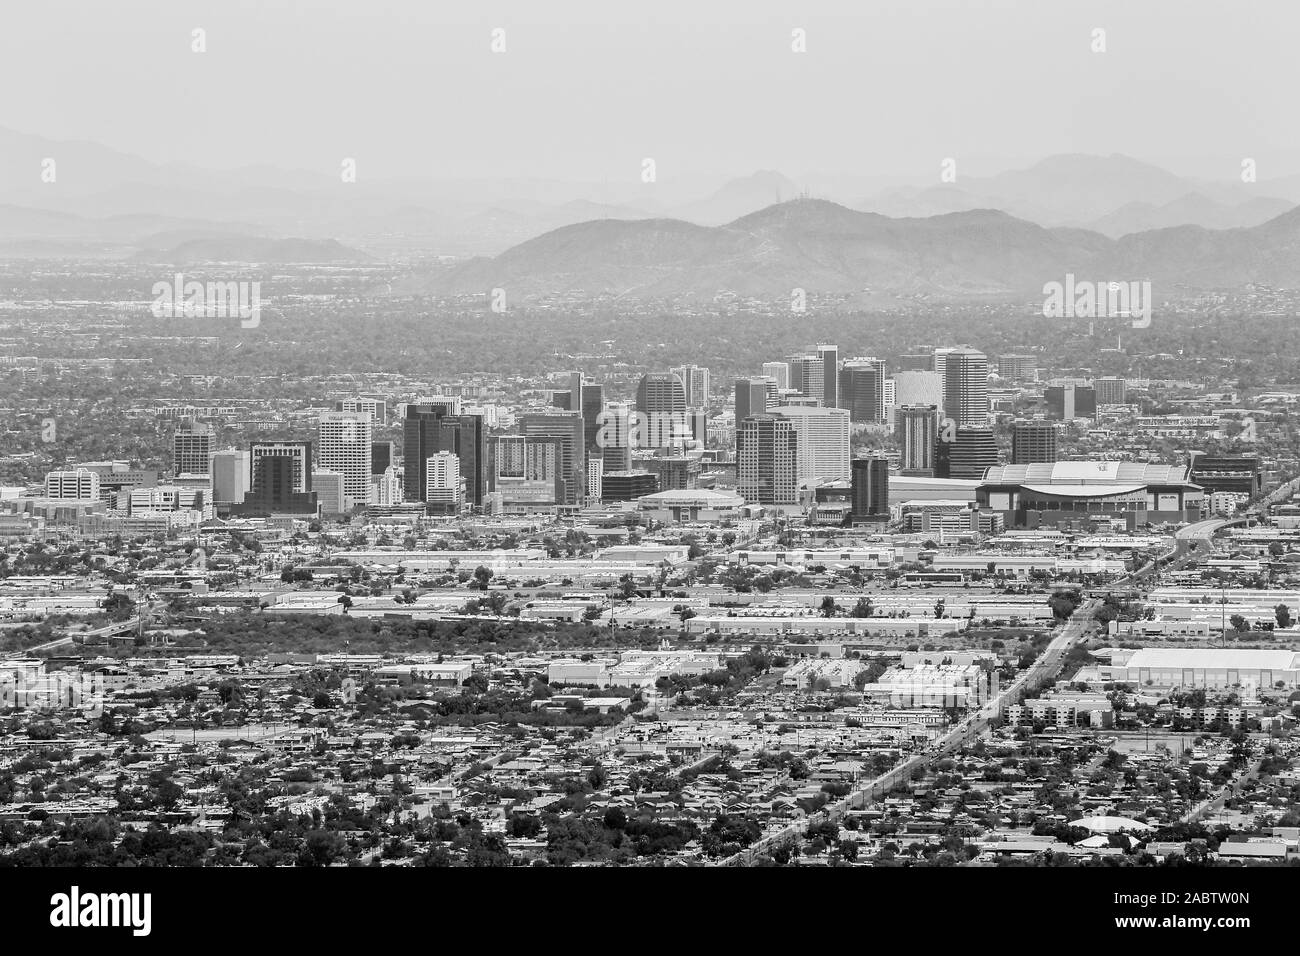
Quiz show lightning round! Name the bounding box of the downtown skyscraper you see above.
[318,410,373,510]
[521,410,586,505]
[636,373,688,449]
[840,357,886,423]
[897,404,939,476]
[737,415,798,505]
[403,404,488,511]
[172,419,215,477]
[941,346,989,428]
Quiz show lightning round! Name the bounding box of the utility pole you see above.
[1221,579,1227,647]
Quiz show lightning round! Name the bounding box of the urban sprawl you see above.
[2,277,1300,868]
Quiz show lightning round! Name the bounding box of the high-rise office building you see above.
[936,427,999,480]
[997,355,1037,382]
[371,441,394,475]
[602,471,658,502]
[817,344,839,409]
[44,469,100,499]
[1011,421,1058,464]
[734,377,776,424]
[425,452,465,514]
[335,397,388,424]
[840,358,886,423]
[737,416,799,504]
[372,468,403,506]
[398,396,461,420]
[403,405,488,509]
[597,402,635,473]
[172,420,215,477]
[851,457,890,521]
[788,355,823,406]
[239,441,318,515]
[761,362,790,391]
[312,469,346,514]
[318,410,373,510]
[892,370,944,418]
[773,406,850,485]
[1188,454,1264,497]
[551,371,585,412]
[564,372,584,409]
[490,435,564,506]
[636,373,688,449]
[211,449,250,506]
[897,405,939,475]
[672,365,711,409]
[942,346,989,427]
[581,382,605,455]
[1095,376,1127,405]
[640,455,701,491]
[686,409,707,448]
[1046,383,1097,420]
[521,410,585,505]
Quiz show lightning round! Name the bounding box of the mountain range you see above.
[10,128,1300,260]
[401,198,1300,301]
[1,127,1299,291]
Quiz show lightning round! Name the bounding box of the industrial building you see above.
[1102,648,1300,690]
[860,663,997,709]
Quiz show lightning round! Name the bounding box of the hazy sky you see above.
[2,0,1296,184]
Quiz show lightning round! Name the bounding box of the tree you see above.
[851,597,873,618]
[603,807,627,830]
[508,813,542,838]
[1229,614,1249,634]
[819,596,839,618]
[337,594,353,613]
[472,566,494,590]
[102,591,136,621]
[1275,604,1293,630]
[1047,593,1080,621]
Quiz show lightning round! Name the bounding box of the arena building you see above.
[977,462,1202,529]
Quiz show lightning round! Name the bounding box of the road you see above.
[1182,755,1264,825]
[724,599,1104,865]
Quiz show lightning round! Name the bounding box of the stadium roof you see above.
[981,462,1195,486]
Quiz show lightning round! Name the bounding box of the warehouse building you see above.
[1102,648,1300,691]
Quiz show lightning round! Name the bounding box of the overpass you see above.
[21,618,142,655]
